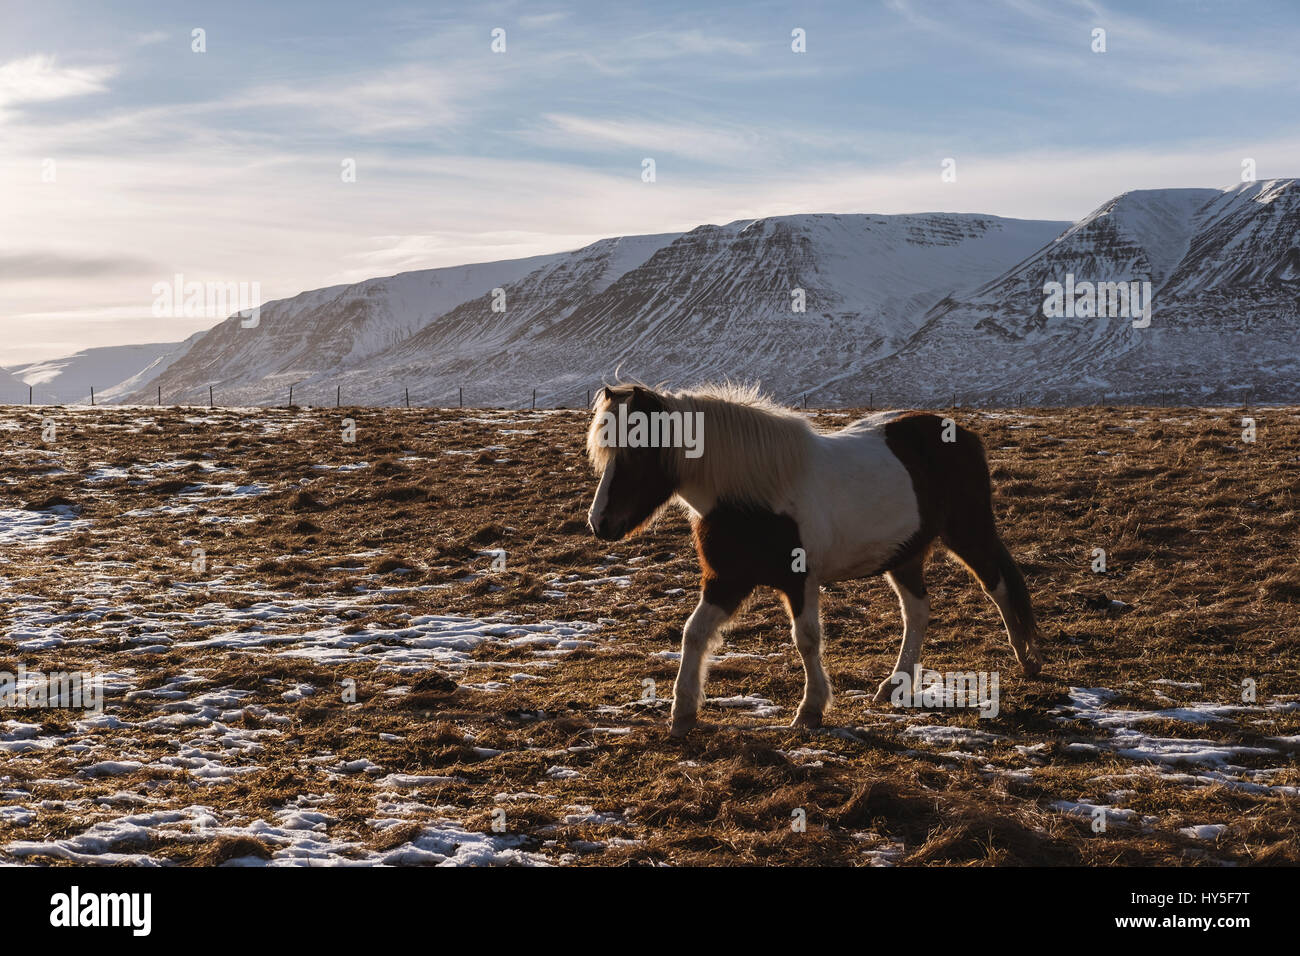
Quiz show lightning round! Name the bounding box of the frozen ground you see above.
[0,404,1297,865]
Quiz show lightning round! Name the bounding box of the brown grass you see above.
[0,403,1296,866]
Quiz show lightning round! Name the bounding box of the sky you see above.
[1,0,1297,365]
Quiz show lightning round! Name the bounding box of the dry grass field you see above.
[0,401,1297,866]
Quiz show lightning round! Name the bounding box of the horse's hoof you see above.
[1021,652,1044,678]
[668,717,696,739]
[872,678,901,704]
[791,712,822,729]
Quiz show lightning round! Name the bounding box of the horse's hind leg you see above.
[873,552,930,703]
[788,579,832,728]
[943,530,1043,676]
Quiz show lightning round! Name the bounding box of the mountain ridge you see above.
[58,180,1298,408]
[858,180,1299,404]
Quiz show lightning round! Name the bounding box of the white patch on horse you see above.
[800,419,922,581]
[587,459,616,531]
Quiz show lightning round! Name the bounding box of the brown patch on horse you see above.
[692,505,806,616]
[883,412,1040,645]
[887,548,929,599]
[883,412,991,570]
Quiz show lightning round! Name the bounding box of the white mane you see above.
[587,382,816,509]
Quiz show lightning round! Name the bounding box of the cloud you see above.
[1078,0,1300,94]
[531,112,761,162]
[0,55,114,113]
[887,0,1300,94]
[659,28,761,57]
[519,11,571,28]
[0,251,157,280]
[210,64,478,134]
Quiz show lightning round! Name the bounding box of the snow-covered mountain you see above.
[0,365,29,405]
[87,182,1298,409]
[122,212,1065,407]
[326,232,683,405]
[6,338,193,404]
[123,253,571,406]
[859,180,1300,405]
[91,331,206,403]
[1095,179,1300,403]
[433,212,1068,407]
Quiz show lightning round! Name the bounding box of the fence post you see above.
[405,387,409,408]
[28,384,32,405]
[459,386,463,408]
[289,384,293,406]
[158,385,162,406]
[209,385,214,408]
[90,387,95,406]
[336,385,341,408]
[531,389,536,410]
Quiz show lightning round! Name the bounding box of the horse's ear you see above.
[598,386,614,404]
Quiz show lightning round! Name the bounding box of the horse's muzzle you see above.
[588,515,624,541]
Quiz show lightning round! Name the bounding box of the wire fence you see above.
[0,380,1277,411]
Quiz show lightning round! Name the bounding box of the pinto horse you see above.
[585,383,1044,738]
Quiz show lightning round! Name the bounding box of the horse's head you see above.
[585,384,678,541]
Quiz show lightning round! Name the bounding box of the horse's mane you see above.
[587,381,815,509]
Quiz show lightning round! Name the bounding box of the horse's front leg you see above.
[789,579,832,728]
[669,598,731,738]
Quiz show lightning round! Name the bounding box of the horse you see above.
[585,382,1044,738]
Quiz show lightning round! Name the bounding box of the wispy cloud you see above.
[655,28,761,57]
[519,11,572,28]
[0,55,114,119]
[888,0,1300,94]
[529,113,761,162]
[0,251,157,280]
[214,64,482,135]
